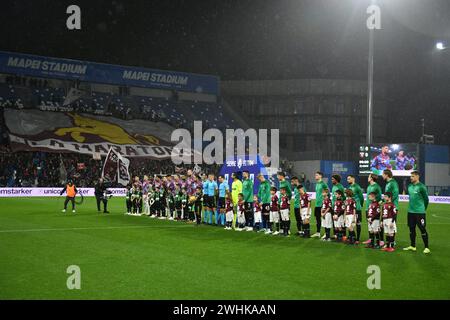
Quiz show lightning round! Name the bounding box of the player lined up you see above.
[121,169,430,254]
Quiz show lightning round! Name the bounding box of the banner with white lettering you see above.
[0,51,219,95]
[101,148,131,185]
[102,148,119,183]
[117,152,131,186]
[5,109,180,158]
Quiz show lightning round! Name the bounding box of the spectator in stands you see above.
[0,150,220,188]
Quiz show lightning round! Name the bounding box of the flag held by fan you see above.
[101,148,130,186]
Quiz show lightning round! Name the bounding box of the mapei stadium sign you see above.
[0,51,219,95]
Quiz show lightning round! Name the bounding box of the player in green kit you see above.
[291,176,303,235]
[242,171,254,231]
[331,174,346,239]
[382,169,399,247]
[277,172,291,234]
[125,184,132,215]
[257,173,271,232]
[364,173,383,245]
[277,172,291,198]
[383,170,399,206]
[331,175,346,206]
[347,175,364,243]
[312,171,328,238]
[404,171,430,254]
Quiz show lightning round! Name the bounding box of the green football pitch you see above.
[0,197,449,300]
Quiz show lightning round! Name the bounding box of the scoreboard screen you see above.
[359,144,419,176]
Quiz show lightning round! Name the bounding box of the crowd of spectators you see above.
[1,78,232,131]
[0,108,10,151]
[0,150,221,187]
[5,75,49,89]
[0,152,99,187]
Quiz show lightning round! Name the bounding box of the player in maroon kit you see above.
[224,194,234,230]
[267,187,280,235]
[321,189,332,241]
[279,187,291,236]
[253,195,263,232]
[236,193,246,231]
[333,190,346,242]
[344,189,357,244]
[366,192,382,249]
[382,192,398,252]
[298,185,311,238]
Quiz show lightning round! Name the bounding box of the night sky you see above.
[1,0,449,144]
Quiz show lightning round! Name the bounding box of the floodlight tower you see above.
[366,25,374,145]
[366,0,380,145]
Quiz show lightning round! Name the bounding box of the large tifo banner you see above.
[0,51,219,95]
[4,109,175,158]
[1,188,450,204]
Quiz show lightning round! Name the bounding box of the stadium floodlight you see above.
[436,42,445,50]
[392,144,399,151]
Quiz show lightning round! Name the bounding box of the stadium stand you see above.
[0,61,292,189]
[0,76,238,187]
[0,82,237,130]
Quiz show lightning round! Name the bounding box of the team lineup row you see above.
[115,169,431,254]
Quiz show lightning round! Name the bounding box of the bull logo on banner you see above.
[55,113,160,145]
[5,109,173,158]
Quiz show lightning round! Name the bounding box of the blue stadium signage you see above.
[0,51,219,95]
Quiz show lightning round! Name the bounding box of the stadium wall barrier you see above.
[0,188,450,204]
[0,188,127,197]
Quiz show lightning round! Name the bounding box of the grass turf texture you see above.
[0,197,449,300]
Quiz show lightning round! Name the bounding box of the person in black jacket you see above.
[94,178,110,213]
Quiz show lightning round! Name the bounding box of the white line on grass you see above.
[0,224,193,233]
[2,212,449,234]
[432,214,450,220]
[1,221,449,234]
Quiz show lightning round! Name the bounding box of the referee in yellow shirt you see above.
[231,172,242,228]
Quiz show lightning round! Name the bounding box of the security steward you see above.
[60,179,77,213]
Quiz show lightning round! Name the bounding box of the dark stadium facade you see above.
[222,78,388,162]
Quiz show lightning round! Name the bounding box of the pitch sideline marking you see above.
[432,214,450,220]
[0,224,193,233]
[1,221,449,234]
